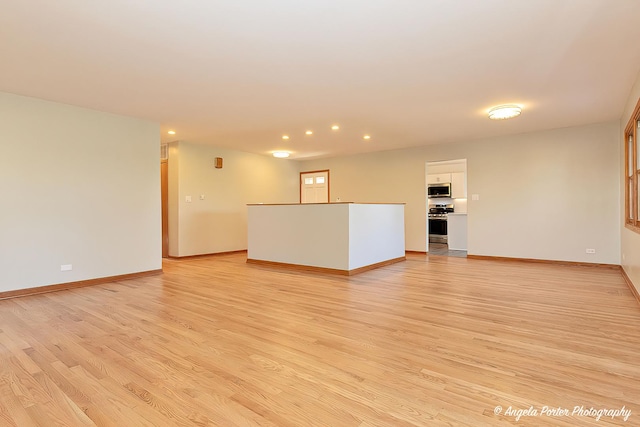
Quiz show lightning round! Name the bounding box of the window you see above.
[315,176,325,184]
[625,97,640,232]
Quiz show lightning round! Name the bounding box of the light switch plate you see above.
[186,196,192,203]
[61,264,72,271]
[471,194,479,201]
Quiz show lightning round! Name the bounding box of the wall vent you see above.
[160,144,168,160]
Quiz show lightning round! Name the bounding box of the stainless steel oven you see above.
[428,217,448,243]
[428,204,453,244]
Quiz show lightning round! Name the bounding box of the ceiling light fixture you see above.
[488,104,522,120]
[282,135,290,140]
[331,125,340,130]
[168,130,176,135]
[305,130,313,135]
[363,135,371,140]
[273,151,290,158]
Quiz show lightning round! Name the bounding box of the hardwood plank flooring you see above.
[0,253,639,426]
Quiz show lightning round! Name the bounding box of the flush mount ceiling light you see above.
[488,104,522,120]
[363,135,371,140]
[168,130,176,135]
[282,135,290,140]
[305,130,313,135]
[331,125,340,130]
[273,151,290,158]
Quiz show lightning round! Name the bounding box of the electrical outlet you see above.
[60,264,72,271]
[585,248,596,254]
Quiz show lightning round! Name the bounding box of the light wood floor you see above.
[1,253,639,426]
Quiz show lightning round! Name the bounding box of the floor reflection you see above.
[428,242,467,258]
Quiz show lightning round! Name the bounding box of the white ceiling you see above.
[2,0,640,159]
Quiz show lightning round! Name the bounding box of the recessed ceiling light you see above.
[363,135,371,140]
[488,104,522,120]
[168,130,176,135]
[273,151,290,158]
[331,125,340,130]
[282,135,290,140]
[305,130,313,135]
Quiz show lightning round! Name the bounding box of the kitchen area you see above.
[426,159,467,257]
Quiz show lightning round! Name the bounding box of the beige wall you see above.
[0,92,161,292]
[1,90,627,292]
[621,70,640,292]
[300,122,620,264]
[167,141,299,256]
[168,142,181,256]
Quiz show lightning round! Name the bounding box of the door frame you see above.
[425,159,467,254]
[299,169,330,203]
[161,159,169,258]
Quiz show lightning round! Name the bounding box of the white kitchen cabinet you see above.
[427,173,451,184]
[447,213,467,251]
[451,172,466,198]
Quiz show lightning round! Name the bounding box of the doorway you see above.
[300,170,330,203]
[426,159,467,257]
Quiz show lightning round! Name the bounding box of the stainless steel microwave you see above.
[428,183,451,198]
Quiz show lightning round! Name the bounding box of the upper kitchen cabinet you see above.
[427,173,451,184]
[451,172,467,198]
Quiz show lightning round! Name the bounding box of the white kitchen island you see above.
[247,203,405,275]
